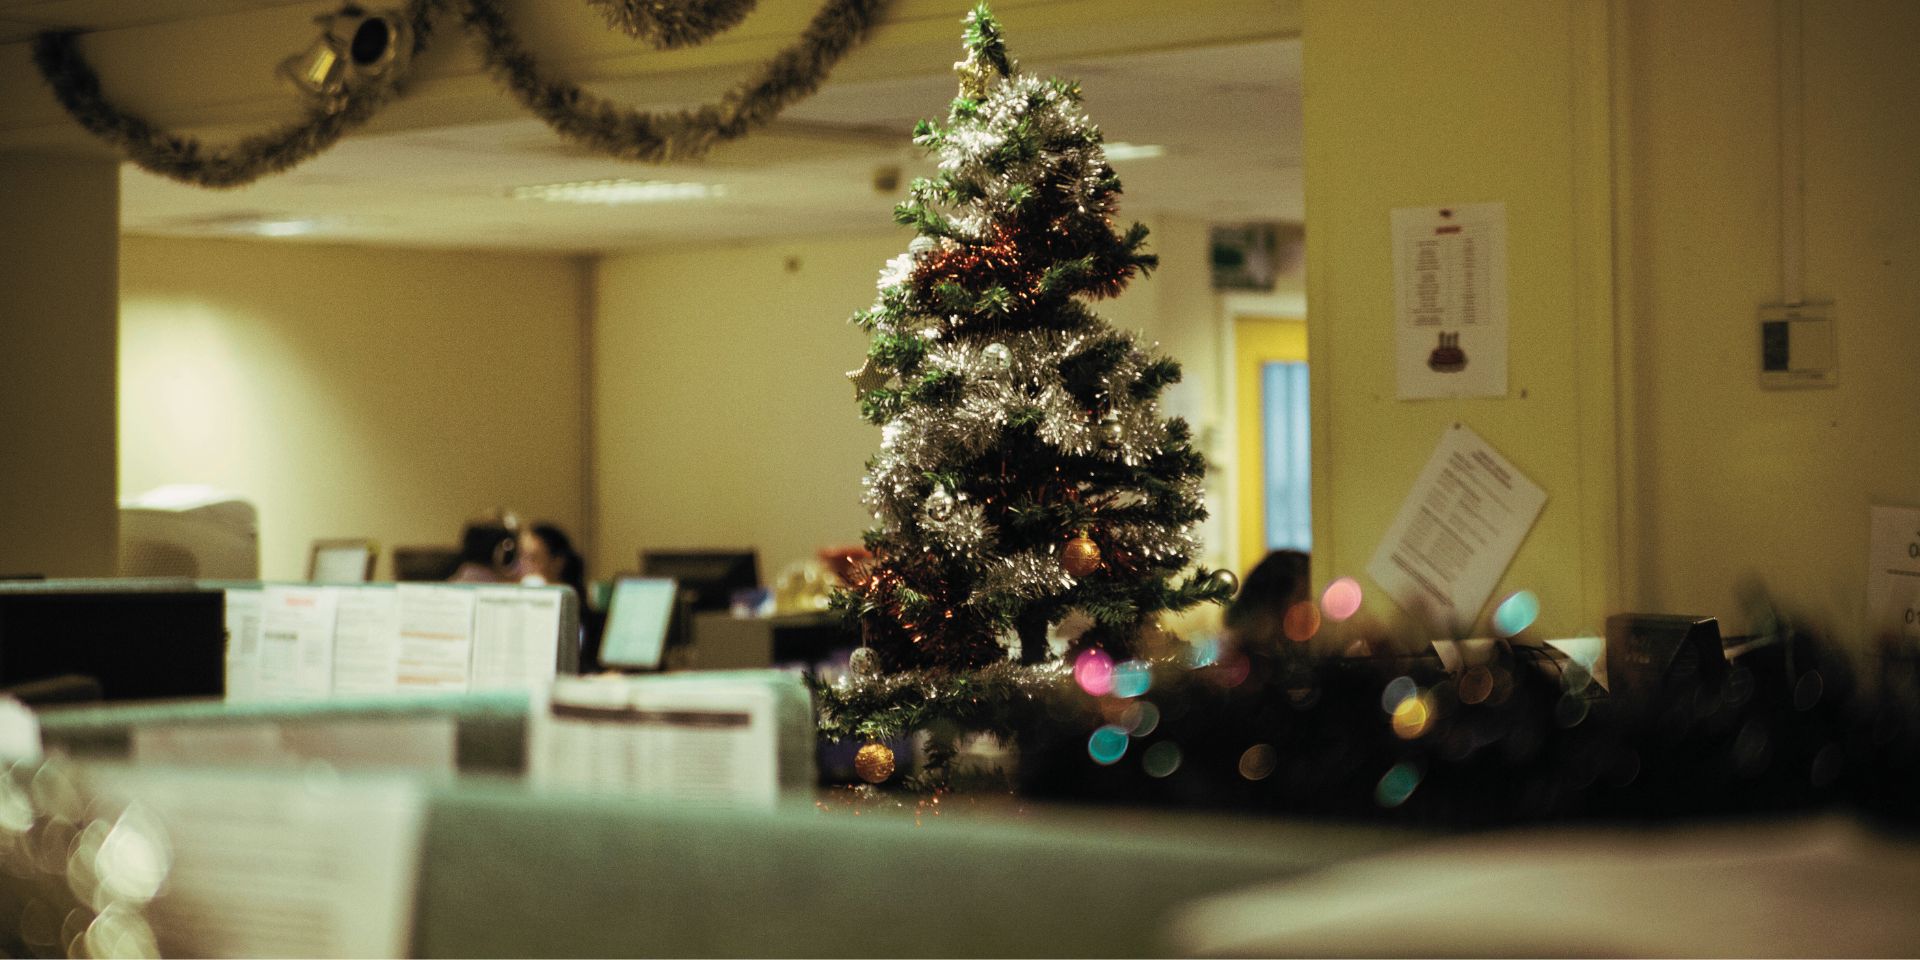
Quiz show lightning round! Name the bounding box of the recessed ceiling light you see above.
[1104,142,1166,161]
[251,218,321,237]
[509,179,728,205]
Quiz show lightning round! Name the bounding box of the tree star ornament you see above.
[846,356,892,399]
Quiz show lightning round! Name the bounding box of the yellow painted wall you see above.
[590,218,1224,584]
[119,237,587,581]
[0,154,119,577]
[1303,1,1618,637]
[1625,0,1920,637]
[591,234,895,583]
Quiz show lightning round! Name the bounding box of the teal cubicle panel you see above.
[410,784,1417,958]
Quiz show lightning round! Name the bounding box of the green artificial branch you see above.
[464,0,890,162]
[585,0,758,49]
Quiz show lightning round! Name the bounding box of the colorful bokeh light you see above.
[1142,741,1183,778]
[1074,649,1115,696]
[1283,601,1322,643]
[1321,577,1364,622]
[1112,659,1153,698]
[1087,724,1130,765]
[1238,744,1278,781]
[1375,762,1422,808]
[1391,695,1432,739]
[1492,590,1540,638]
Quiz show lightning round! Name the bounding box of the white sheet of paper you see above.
[1866,504,1920,642]
[256,586,339,701]
[1392,203,1509,399]
[1366,423,1547,632]
[529,675,783,809]
[88,767,426,959]
[332,587,402,696]
[395,585,476,691]
[470,587,562,691]
[222,588,264,702]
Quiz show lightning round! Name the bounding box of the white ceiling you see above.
[118,37,1303,253]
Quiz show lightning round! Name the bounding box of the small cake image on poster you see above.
[1427,331,1468,373]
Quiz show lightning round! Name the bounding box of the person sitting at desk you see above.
[448,509,523,583]
[519,522,606,671]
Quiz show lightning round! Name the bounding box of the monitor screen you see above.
[599,577,677,671]
[638,550,759,613]
[0,585,225,703]
[310,539,375,583]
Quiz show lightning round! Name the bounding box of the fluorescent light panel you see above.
[510,179,728,205]
[1104,142,1166,161]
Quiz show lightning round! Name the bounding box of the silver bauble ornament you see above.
[848,646,880,677]
[924,486,956,521]
[909,235,937,256]
[982,342,1012,373]
[1102,418,1127,446]
[1210,568,1240,596]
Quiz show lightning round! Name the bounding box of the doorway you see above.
[1233,315,1309,577]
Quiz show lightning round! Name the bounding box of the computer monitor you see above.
[392,546,463,582]
[639,550,760,613]
[599,577,678,672]
[309,538,377,583]
[0,582,225,703]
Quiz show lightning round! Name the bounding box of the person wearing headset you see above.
[447,509,523,583]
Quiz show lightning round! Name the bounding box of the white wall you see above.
[120,236,587,580]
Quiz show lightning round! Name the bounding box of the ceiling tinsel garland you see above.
[463,0,889,162]
[585,0,758,48]
[29,0,448,189]
[28,0,888,186]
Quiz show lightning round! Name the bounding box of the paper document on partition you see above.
[222,588,264,702]
[1392,203,1509,399]
[470,586,563,691]
[332,587,402,695]
[87,767,426,959]
[1366,423,1546,632]
[256,586,339,700]
[396,585,476,690]
[1866,504,1920,642]
[529,674,786,809]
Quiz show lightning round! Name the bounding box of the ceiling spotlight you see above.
[509,179,729,205]
[280,4,411,101]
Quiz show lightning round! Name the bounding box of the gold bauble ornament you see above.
[1062,535,1103,577]
[854,742,896,784]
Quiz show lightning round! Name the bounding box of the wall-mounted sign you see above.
[1392,203,1509,399]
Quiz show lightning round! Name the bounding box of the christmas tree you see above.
[840,4,1233,673]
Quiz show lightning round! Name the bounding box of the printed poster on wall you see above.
[1866,504,1920,643]
[1392,203,1509,399]
[1365,423,1546,633]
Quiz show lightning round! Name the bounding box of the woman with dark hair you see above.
[1224,548,1311,650]
[519,522,605,671]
